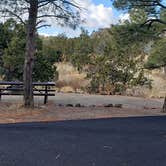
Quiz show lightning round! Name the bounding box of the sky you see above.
[38,0,128,38]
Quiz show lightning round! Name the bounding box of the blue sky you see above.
[38,0,126,37]
[93,0,121,16]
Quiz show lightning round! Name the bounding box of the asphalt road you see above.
[0,116,166,166]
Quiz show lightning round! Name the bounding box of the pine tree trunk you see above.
[23,1,38,108]
[162,96,166,113]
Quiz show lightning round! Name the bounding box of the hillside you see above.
[145,68,166,98]
[55,62,166,98]
[55,62,89,93]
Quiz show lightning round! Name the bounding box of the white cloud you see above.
[38,0,115,37]
[119,13,130,23]
[1,0,116,37]
[44,0,115,29]
[75,0,114,28]
[38,32,52,37]
[38,26,82,38]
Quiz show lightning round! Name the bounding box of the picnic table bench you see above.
[0,81,55,104]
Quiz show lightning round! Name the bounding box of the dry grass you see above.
[55,62,90,93]
[0,101,164,124]
[145,69,166,98]
[0,102,48,123]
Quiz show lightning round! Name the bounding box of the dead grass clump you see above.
[1,102,46,114]
[55,62,90,92]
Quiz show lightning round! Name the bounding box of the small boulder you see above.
[66,104,74,107]
[75,103,81,107]
[58,104,64,107]
[114,104,123,108]
[104,104,113,107]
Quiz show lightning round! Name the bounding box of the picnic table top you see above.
[0,81,55,86]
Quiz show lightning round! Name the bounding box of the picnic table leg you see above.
[44,85,48,104]
[162,96,166,112]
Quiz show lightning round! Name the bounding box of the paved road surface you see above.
[1,93,164,109]
[0,116,166,166]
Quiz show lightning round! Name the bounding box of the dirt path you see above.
[1,93,163,109]
[0,93,165,124]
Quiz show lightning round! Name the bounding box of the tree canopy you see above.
[112,0,166,27]
[112,0,166,111]
[0,0,81,29]
[0,19,58,82]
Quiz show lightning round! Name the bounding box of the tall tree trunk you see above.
[23,0,38,108]
[162,96,166,113]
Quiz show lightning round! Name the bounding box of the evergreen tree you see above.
[0,0,81,108]
[112,0,166,111]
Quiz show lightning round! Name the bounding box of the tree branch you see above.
[36,24,51,29]
[155,0,166,9]
[0,9,26,25]
[37,14,68,19]
[142,18,166,28]
[38,1,51,8]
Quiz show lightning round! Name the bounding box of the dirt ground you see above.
[0,94,165,124]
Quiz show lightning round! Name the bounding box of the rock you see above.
[104,104,113,107]
[75,103,81,107]
[114,104,123,108]
[58,104,64,107]
[75,103,85,107]
[66,104,74,107]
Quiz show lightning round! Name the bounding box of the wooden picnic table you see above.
[0,81,56,104]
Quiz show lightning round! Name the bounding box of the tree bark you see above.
[162,96,166,113]
[23,0,38,108]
